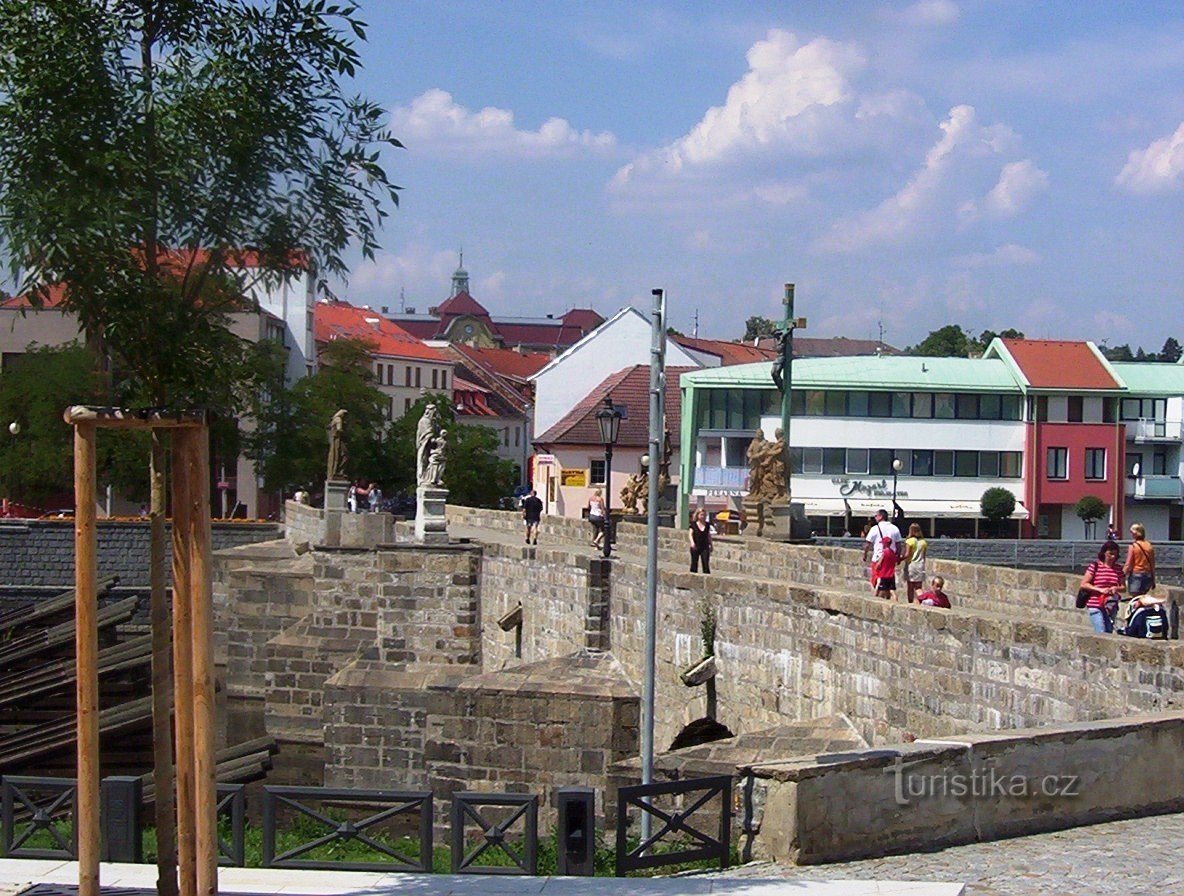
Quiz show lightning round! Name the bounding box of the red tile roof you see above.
[433,290,491,319]
[672,335,777,365]
[450,344,550,381]
[561,307,605,331]
[755,335,902,357]
[314,301,447,362]
[1001,339,1120,390]
[534,366,695,448]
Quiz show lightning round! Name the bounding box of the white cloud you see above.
[348,243,480,308]
[960,159,1049,222]
[815,105,1021,252]
[610,29,928,208]
[390,89,617,160]
[955,244,1042,268]
[1115,122,1184,193]
[896,0,960,26]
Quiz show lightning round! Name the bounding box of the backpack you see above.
[1123,605,1168,639]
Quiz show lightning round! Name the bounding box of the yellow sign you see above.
[560,469,587,487]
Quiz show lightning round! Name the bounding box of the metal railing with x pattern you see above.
[1,776,77,860]
[615,775,732,876]
[449,792,538,874]
[261,785,433,872]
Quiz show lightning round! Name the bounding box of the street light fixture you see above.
[596,398,623,558]
[891,456,904,523]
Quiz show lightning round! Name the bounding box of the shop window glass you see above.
[955,451,979,477]
[823,447,846,473]
[868,392,892,417]
[911,393,933,418]
[847,448,869,474]
[978,451,1000,477]
[869,449,894,475]
[911,450,933,476]
[934,393,955,419]
[934,450,954,476]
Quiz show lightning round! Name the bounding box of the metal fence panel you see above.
[262,785,432,872]
[216,784,246,867]
[450,792,538,875]
[615,775,732,876]
[1,776,77,860]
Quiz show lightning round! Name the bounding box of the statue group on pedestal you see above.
[746,428,787,504]
[416,403,447,488]
[619,430,673,515]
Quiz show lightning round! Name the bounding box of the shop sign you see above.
[535,454,558,466]
[560,469,587,487]
[831,477,908,499]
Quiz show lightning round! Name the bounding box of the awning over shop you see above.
[800,498,1029,519]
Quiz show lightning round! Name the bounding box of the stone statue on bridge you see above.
[326,409,348,481]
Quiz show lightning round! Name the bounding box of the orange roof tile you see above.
[314,301,447,362]
[672,335,778,365]
[1001,339,1120,390]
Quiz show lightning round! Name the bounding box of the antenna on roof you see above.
[399,287,406,313]
[693,309,699,338]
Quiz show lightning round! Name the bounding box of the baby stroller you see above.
[1121,602,1168,639]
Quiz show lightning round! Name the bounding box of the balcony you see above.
[1127,474,1182,501]
[693,466,748,489]
[1127,418,1184,443]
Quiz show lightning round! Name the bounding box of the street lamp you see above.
[596,398,623,558]
[891,456,904,524]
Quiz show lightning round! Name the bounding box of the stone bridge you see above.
[213,502,1184,863]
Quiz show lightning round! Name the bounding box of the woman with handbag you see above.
[1079,541,1124,633]
[1123,522,1155,597]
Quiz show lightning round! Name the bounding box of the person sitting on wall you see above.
[917,576,951,608]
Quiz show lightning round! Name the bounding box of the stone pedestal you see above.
[415,486,448,544]
[324,479,349,511]
[743,499,811,540]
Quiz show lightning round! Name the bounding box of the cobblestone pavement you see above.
[705,810,1184,895]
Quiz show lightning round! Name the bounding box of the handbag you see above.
[1075,561,1096,608]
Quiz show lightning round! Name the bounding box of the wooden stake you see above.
[73,421,100,896]
[151,432,179,896]
[171,429,197,896]
[187,425,218,896]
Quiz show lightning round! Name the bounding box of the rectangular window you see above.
[933,450,954,477]
[405,366,412,387]
[514,427,520,447]
[911,449,934,477]
[978,451,1000,478]
[1084,448,1106,480]
[955,450,979,477]
[791,391,806,416]
[442,370,448,390]
[869,449,894,475]
[1047,447,1068,480]
[955,394,978,419]
[727,391,746,430]
[743,391,765,430]
[822,447,846,474]
[847,448,869,474]
[911,393,933,418]
[404,397,411,413]
[979,394,1001,420]
[804,391,826,416]
[415,367,421,388]
[590,459,606,485]
[1000,451,1022,478]
[503,427,510,447]
[390,398,396,418]
[1000,395,1022,420]
[848,391,869,417]
[802,447,823,473]
[934,393,955,419]
[725,437,748,468]
[1127,452,1143,477]
[1067,396,1083,422]
[825,391,847,416]
[789,447,803,474]
[868,392,892,417]
[892,392,911,417]
[1153,451,1168,476]
[432,369,439,389]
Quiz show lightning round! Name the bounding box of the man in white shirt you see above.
[862,508,902,563]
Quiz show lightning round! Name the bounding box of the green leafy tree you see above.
[909,324,976,357]
[1074,495,1108,526]
[0,0,400,408]
[980,487,1016,537]
[1102,343,1134,361]
[1159,337,1182,363]
[977,328,1024,349]
[743,315,778,341]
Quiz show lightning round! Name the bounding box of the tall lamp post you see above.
[2,421,18,517]
[596,398,623,558]
[891,456,904,523]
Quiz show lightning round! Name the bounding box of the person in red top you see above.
[917,576,951,608]
[873,536,898,601]
[1080,541,1124,633]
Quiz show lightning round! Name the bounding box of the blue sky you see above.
[331,1,1184,351]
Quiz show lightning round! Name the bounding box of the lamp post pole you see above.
[596,398,622,559]
[891,456,903,522]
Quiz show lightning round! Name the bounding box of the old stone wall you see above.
[283,500,394,549]
[752,712,1184,864]
[0,519,279,589]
